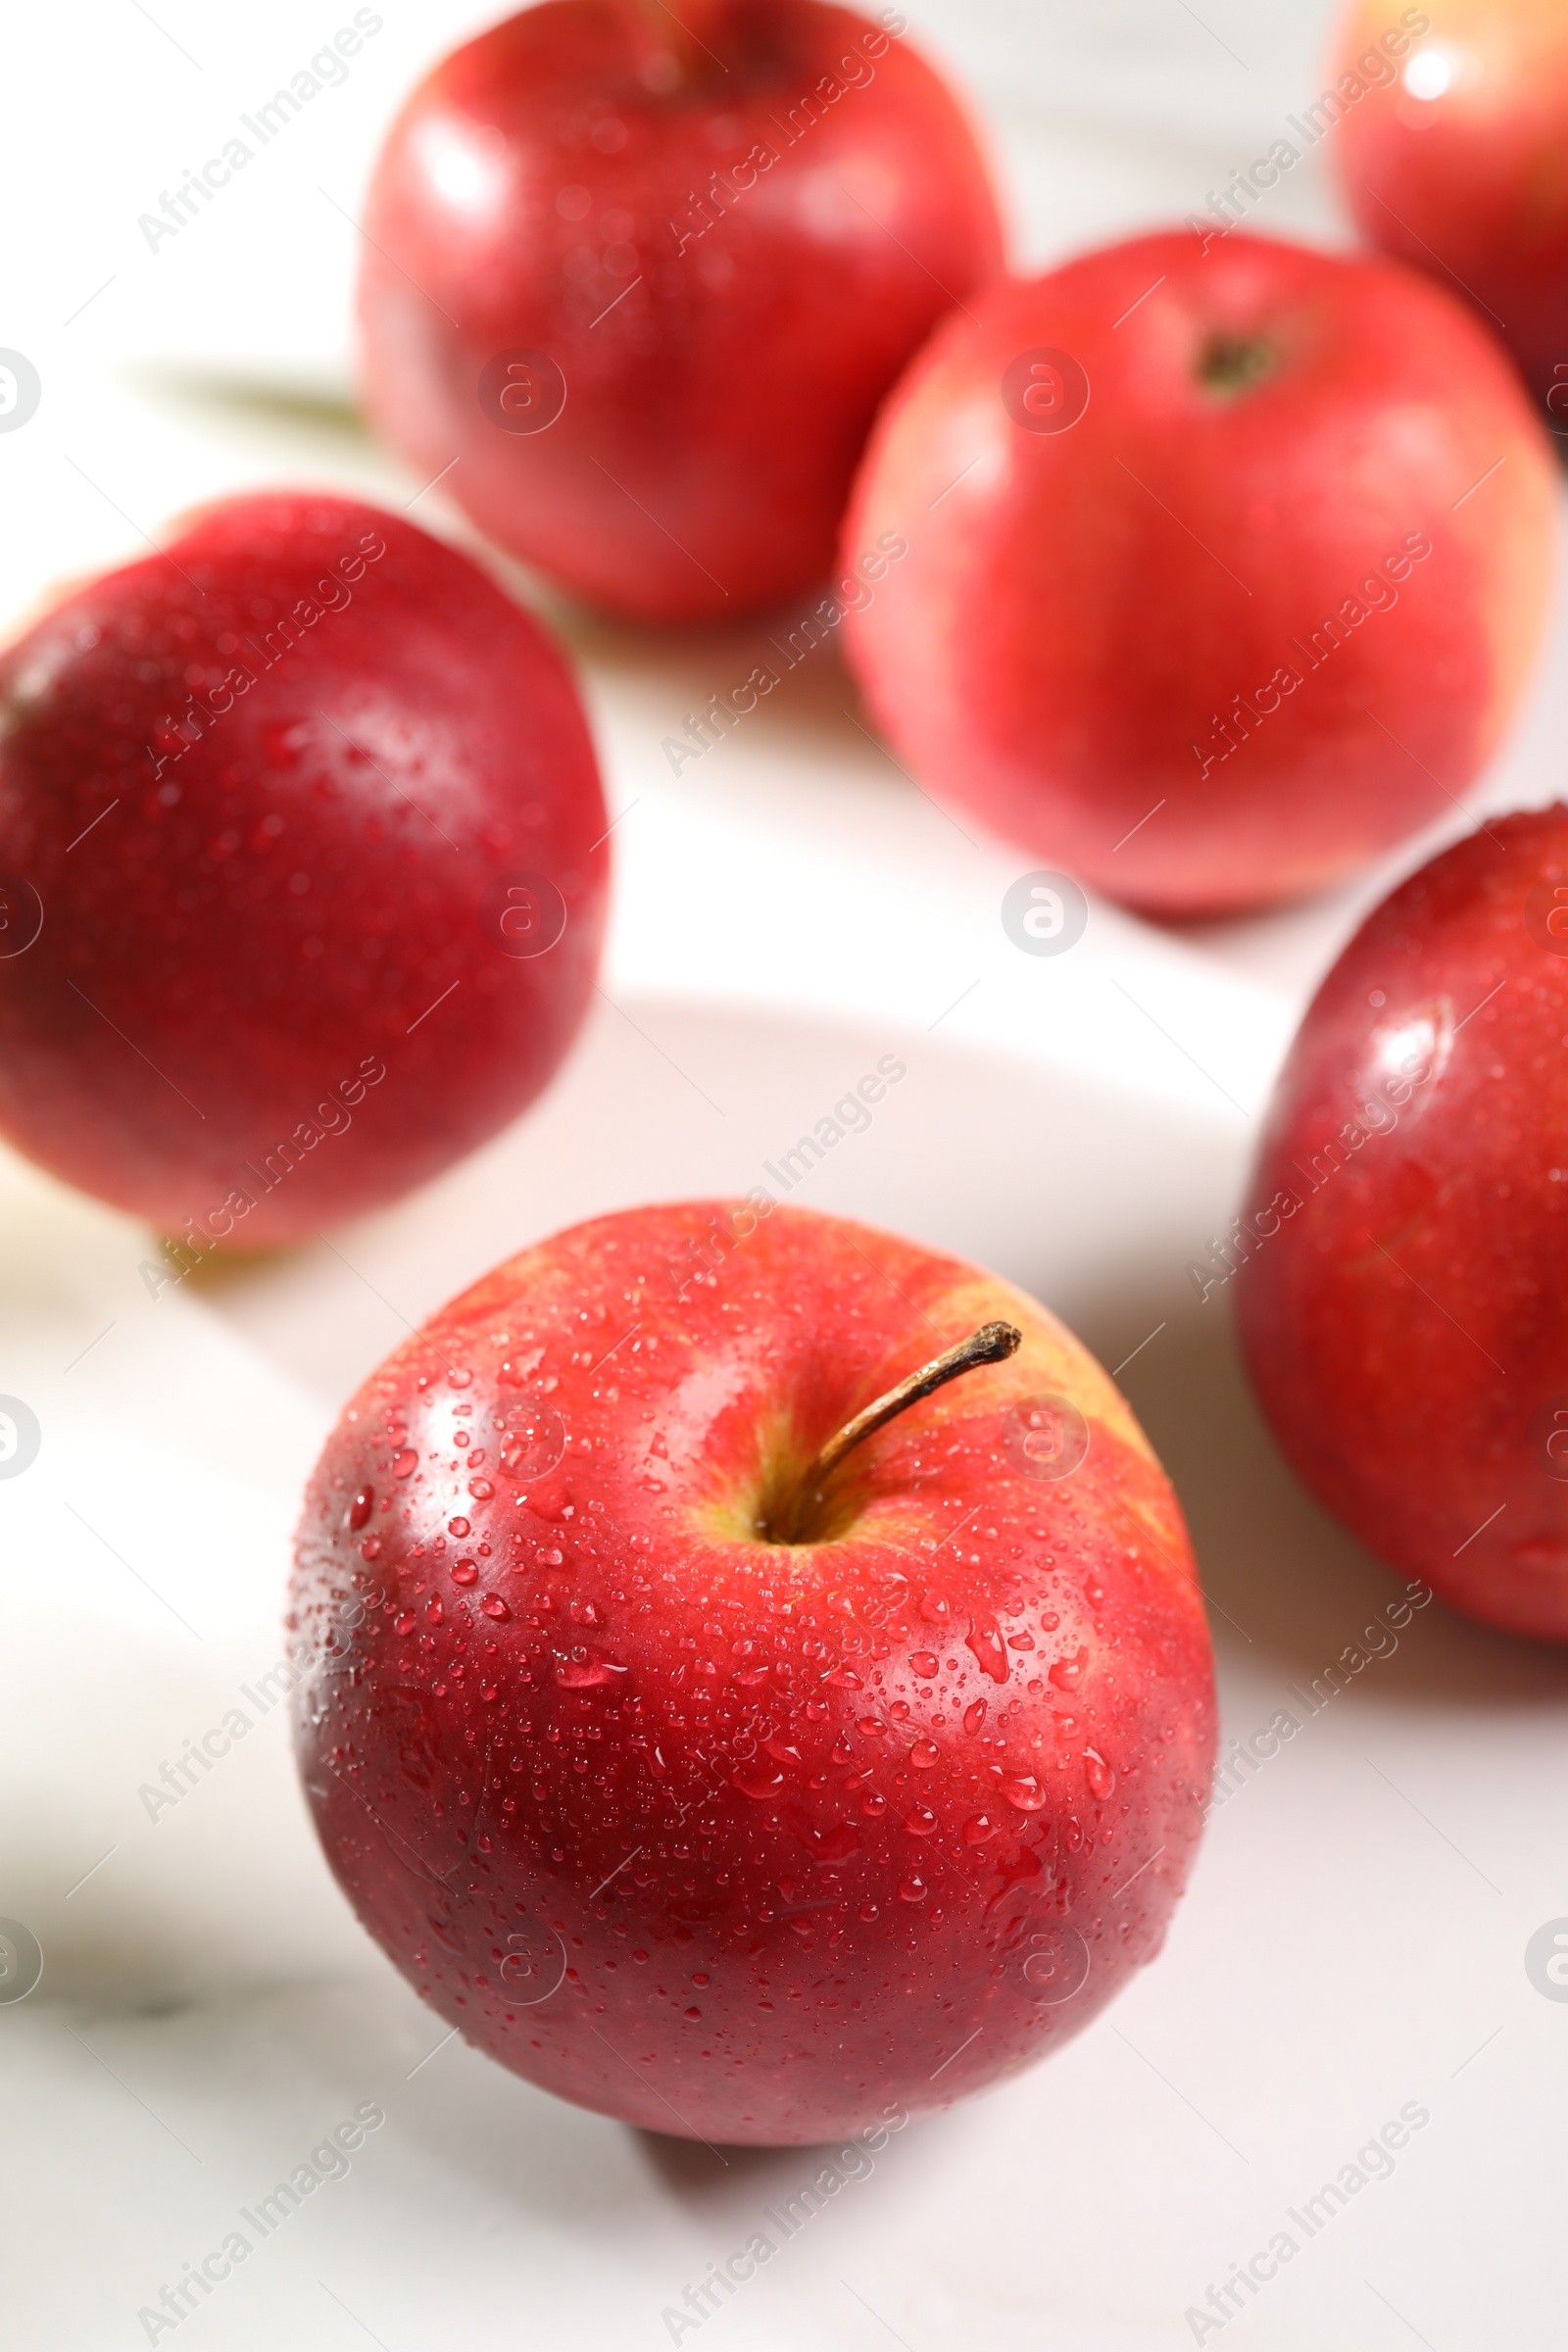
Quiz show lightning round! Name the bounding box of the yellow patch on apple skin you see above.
[924,1270,1154,1463]
[1468,426,1560,762]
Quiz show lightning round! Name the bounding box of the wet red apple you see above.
[290,1200,1215,2145]
[1332,0,1568,437]
[1237,806,1568,1642]
[841,227,1557,915]
[0,492,607,1247]
[357,0,1003,621]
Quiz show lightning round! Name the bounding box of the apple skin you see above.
[840,228,1558,915]
[1331,0,1568,437]
[0,493,607,1247]
[1236,807,1568,1642]
[289,1200,1215,2145]
[357,0,1003,623]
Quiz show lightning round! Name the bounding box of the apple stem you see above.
[779,1322,1022,1542]
[623,0,738,72]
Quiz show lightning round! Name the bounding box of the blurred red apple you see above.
[1331,0,1568,437]
[0,493,607,1246]
[1237,806,1568,1642]
[357,0,1002,622]
[841,228,1557,915]
[290,1200,1215,2145]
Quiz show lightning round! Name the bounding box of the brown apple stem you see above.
[625,0,737,69]
[782,1321,1022,1540]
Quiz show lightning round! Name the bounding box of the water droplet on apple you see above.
[1084,1748,1115,1797]
[909,1740,940,1770]
[962,1699,988,1735]
[898,1875,928,1902]
[964,1620,1009,1685]
[905,1805,939,1836]
[998,1773,1048,1811]
[962,1812,998,1843]
[393,1447,417,1479]
[1049,1647,1087,1690]
[348,1484,374,1531]
[554,1652,626,1688]
[909,1652,939,1679]
[732,1766,785,1798]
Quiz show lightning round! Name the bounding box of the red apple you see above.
[1236,806,1568,1642]
[357,0,1003,622]
[841,228,1558,915]
[289,1200,1215,2145]
[1331,0,1568,436]
[0,492,607,1247]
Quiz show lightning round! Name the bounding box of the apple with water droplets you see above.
[1237,805,1568,1642]
[0,491,607,1245]
[1331,0,1568,437]
[290,1200,1215,2145]
[356,0,1003,620]
[841,227,1557,913]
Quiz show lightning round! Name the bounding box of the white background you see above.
[2,2,1566,2346]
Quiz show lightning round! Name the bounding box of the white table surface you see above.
[3,3,1566,2346]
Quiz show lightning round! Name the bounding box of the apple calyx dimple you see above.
[766,1320,1022,1546]
[1197,330,1279,398]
